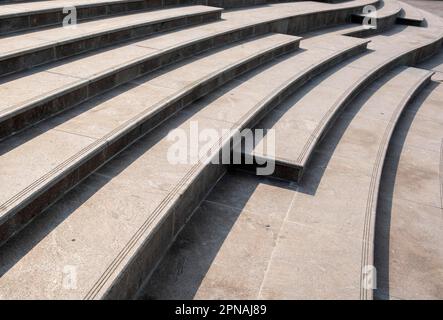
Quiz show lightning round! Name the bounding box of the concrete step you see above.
[1,24,304,141]
[351,0,402,34]
[0,0,377,78]
[0,0,381,137]
[375,81,443,300]
[396,0,424,26]
[0,32,301,246]
[239,23,443,182]
[0,5,222,77]
[279,67,432,300]
[418,47,443,82]
[0,0,169,34]
[140,66,433,300]
[0,34,369,299]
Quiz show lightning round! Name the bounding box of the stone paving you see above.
[0,0,441,300]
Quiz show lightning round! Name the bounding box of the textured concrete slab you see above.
[0,33,299,245]
[375,82,443,300]
[0,0,377,75]
[0,30,369,299]
[0,0,183,34]
[0,0,442,301]
[139,172,295,300]
[243,16,443,182]
[0,5,222,77]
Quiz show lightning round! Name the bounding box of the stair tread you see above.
[245,24,443,170]
[375,82,443,299]
[0,0,442,301]
[0,44,158,118]
[397,0,424,22]
[0,33,299,221]
[0,5,220,57]
[0,0,378,58]
[0,1,381,137]
[257,66,432,299]
[0,33,366,299]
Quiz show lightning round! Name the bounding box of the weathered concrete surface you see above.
[374,82,443,300]
[0,0,442,301]
[0,33,364,299]
[141,67,433,300]
[242,22,443,182]
[0,33,300,246]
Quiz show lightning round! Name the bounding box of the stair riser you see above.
[0,39,299,247]
[0,0,165,35]
[0,10,222,78]
[396,16,423,27]
[232,157,303,182]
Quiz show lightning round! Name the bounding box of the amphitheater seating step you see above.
[0,0,379,78]
[396,0,424,26]
[375,81,443,299]
[140,66,434,300]
[0,33,369,299]
[0,5,222,77]
[0,0,168,34]
[0,0,441,301]
[257,67,432,300]
[0,32,302,246]
[351,0,402,30]
[0,28,303,140]
[239,22,443,182]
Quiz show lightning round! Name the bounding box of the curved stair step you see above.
[0,5,222,77]
[0,32,301,246]
[0,34,369,299]
[0,0,166,34]
[0,0,378,77]
[240,22,443,182]
[256,66,433,300]
[396,0,424,27]
[0,24,304,140]
[375,81,443,299]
